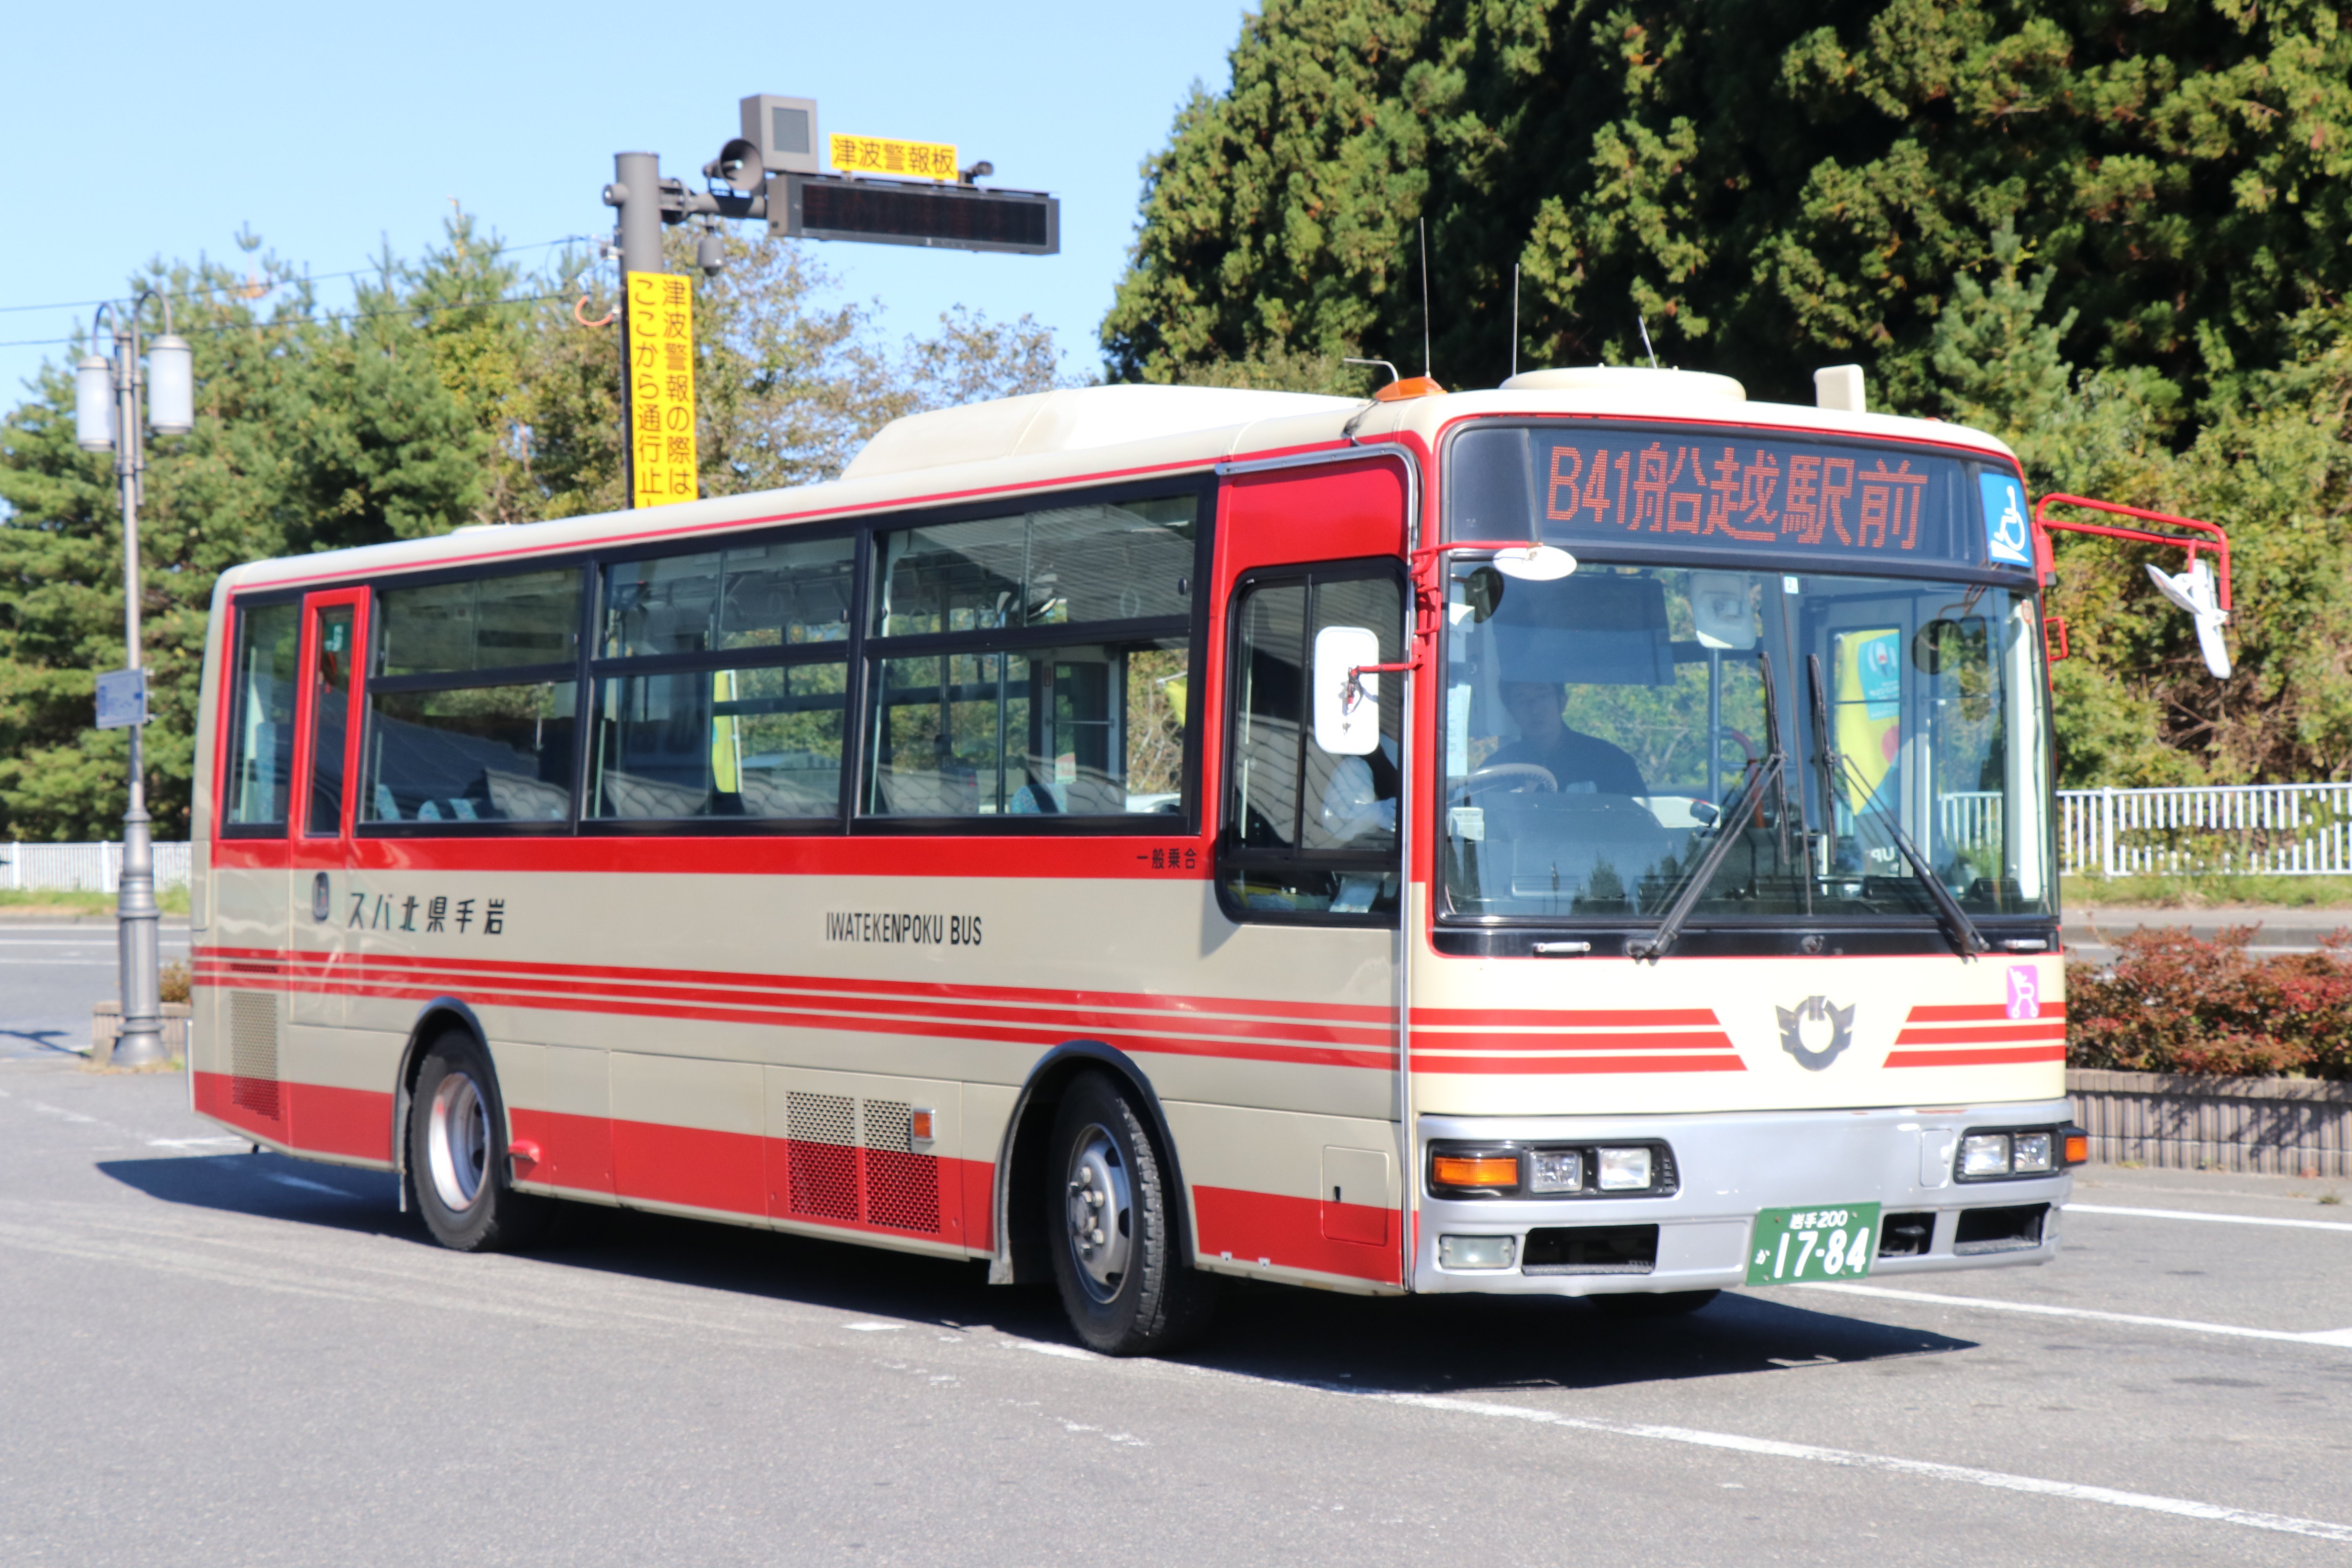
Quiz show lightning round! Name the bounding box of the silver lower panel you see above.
[1412,1098,2074,1296]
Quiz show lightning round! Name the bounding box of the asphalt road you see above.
[0,920,191,1059]
[4,1060,2349,1566]
[2063,904,2352,963]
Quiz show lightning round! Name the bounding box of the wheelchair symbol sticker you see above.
[1980,473,2033,566]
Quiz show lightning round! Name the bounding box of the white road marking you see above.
[258,1171,348,1197]
[1365,1391,2352,1544]
[1798,1281,2352,1348]
[2068,1201,2352,1235]
[147,1136,249,1149]
[32,1103,96,1124]
[1006,1339,1094,1361]
[843,1323,903,1332]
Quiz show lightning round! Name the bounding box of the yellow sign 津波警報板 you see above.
[624,271,698,508]
[828,134,958,183]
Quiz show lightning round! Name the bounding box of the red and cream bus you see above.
[189,365,2099,1354]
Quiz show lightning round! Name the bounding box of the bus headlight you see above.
[1597,1147,1654,1190]
[2011,1132,2054,1174]
[1959,1133,2012,1177]
[1529,1149,1583,1194]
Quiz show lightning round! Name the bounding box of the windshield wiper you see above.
[1805,654,1985,960]
[1633,650,1788,962]
[1629,751,1783,961]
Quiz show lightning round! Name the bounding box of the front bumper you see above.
[1412,1099,2073,1295]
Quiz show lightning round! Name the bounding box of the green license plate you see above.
[1746,1203,1881,1285]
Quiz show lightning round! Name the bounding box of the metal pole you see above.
[610,151,664,509]
[113,295,165,1067]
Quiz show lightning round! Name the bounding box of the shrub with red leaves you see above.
[2066,927,2352,1079]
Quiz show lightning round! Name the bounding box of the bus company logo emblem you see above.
[311,873,330,923]
[1776,995,1855,1071]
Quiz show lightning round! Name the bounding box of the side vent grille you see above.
[228,990,281,1121]
[860,1100,939,1234]
[786,1092,858,1220]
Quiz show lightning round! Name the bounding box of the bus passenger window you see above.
[860,493,1200,824]
[866,641,1187,818]
[223,601,301,831]
[1219,569,1403,921]
[586,536,856,824]
[591,662,845,820]
[363,570,584,829]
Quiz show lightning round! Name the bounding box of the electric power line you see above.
[0,287,604,351]
[0,234,604,323]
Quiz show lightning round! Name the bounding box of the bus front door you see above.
[285,587,370,1153]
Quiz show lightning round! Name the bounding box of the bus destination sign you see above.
[1449,424,2020,572]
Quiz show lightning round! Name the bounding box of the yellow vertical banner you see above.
[625,271,699,508]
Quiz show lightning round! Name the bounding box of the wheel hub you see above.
[1064,1126,1132,1303]
[426,1071,490,1214]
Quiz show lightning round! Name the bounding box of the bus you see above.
[189,364,2108,1355]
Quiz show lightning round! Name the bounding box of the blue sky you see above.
[0,1,1252,403]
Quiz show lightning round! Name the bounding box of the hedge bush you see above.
[2066,927,2352,1079]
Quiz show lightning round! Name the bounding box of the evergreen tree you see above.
[1106,0,2352,413]
[0,215,1075,841]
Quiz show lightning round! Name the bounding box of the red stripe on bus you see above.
[1406,1030,1735,1054]
[191,946,1392,1025]
[205,964,1396,1051]
[509,1107,614,1196]
[189,1074,390,1160]
[1408,1054,1746,1074]
[1906,1003,2066,1023]
[207,833,1216,882]
[1408,1007,1720,1027]
[1881,1045,2067,1068]
[1191,1185,1401,1285]
[192,966,1395,1071]
[1892,1022,2066,1046]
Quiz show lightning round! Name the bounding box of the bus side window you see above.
[1218,568,1403,922]
[223,600,303,831]
[365,569,584,829]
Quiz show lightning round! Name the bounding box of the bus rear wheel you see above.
[408,1030,552,1253]
[1046,1072,1215,1356]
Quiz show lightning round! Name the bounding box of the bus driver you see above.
[1489,681,1648,797]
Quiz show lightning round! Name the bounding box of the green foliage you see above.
[0,214,1073,841]
[1107,0,2352,412]
[1114,0,2352,788]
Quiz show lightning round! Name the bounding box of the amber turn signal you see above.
[1432,1152,1519,1189]
[2062,1129,2090,1167]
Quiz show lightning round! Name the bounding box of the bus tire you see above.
[408,1030,552,1254]
[1591,1289,1719,1318]
[1045,1071,1215,1356]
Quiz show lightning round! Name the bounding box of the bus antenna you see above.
[1637,310,1659,370]
[1510,263,1520,381]
[1420,217,1433,379]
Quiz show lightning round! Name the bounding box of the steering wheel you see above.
[1454,763,1559,801]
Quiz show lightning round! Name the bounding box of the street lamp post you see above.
[74,291,191,1068]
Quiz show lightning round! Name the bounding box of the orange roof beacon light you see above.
[2032,494,2234,679]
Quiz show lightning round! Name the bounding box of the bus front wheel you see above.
[1045,1072,1215,1356]
[408,1031,553,1253]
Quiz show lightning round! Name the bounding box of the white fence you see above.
[0,841,192,893]
[4,790,2344,891]
[2060,783,2352,878]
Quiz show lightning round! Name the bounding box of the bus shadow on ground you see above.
[98,1151,1977,1393]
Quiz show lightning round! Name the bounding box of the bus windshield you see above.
[1439,561,2054,924]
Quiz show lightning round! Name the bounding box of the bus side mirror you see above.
[1312,625,1383,756]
